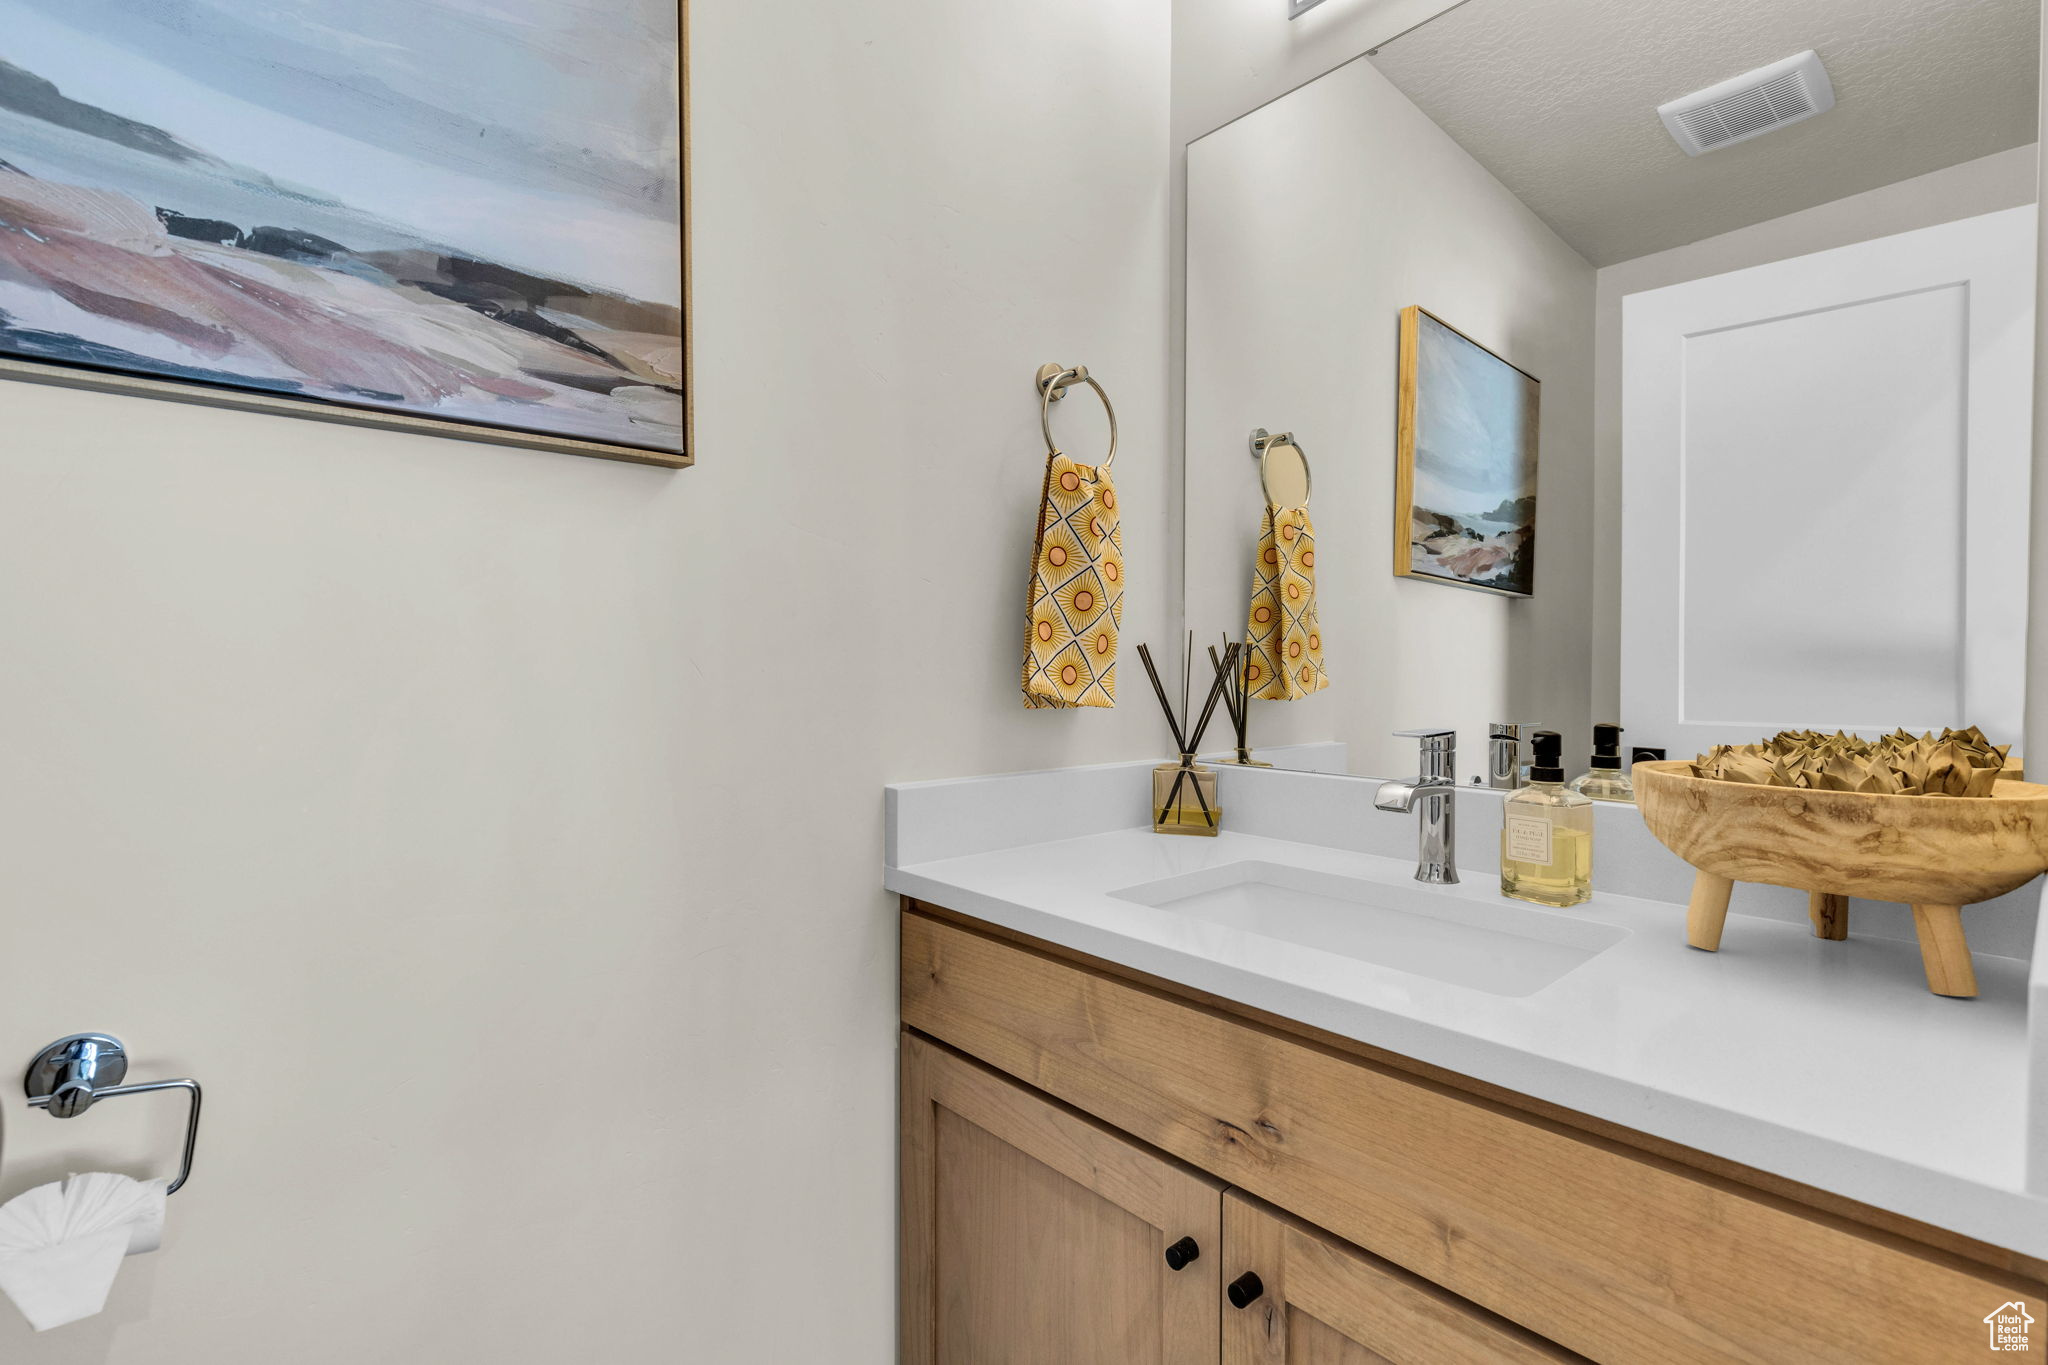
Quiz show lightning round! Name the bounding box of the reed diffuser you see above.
[1208,636,1269,768]
[1137,634,1235,836]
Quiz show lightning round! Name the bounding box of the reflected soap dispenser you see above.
[1500,731,1593,908]
[1569,722,1636,804]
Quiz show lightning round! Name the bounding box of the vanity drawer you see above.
[902,907,2040,1365]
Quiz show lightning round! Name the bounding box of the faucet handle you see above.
[1395,728,1456,780]
[1395,727,1456,746]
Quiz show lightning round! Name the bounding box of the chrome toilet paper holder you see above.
[23,1034,203,1194]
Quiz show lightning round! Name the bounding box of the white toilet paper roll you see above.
[121,1179,167,1257]
[0,1229,130,1332]
[0,1174,169,1331]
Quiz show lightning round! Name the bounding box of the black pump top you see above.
[1590,721,1624,770]
[1530,730,1565,783]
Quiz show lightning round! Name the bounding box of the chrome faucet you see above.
[1487,721,1535,790]
[1375,728,1459,884]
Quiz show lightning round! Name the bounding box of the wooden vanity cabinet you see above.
[901,902,2048,1365]
[1220,1193,1574,1365]
[900,1033,1221,1364]
[901,1032,1559,1365]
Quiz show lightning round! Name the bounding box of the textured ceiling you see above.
[1368,0,2039,266]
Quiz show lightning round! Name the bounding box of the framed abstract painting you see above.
[1393,305,1537,596]
[0,0,690,467]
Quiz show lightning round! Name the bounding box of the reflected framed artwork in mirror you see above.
[1393,306,1538,596]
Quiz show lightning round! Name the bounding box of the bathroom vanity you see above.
[892,4,2048,1357]
[890,759,2048,1364]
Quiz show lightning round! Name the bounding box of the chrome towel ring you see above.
[1250,427,1312,507]
[1035,362,1117,469]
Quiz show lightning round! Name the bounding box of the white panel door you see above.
[1621,206,2034,758]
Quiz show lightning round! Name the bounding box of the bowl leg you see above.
[1687,871,1733,951]
[1807,892,1849,941]
[1909,904,1978,998]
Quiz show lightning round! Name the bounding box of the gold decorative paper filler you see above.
[1245,506,1327,701]
[1022,453,1123,708]
[1691,727,2012,798]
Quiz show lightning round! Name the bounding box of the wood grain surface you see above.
[1635,760,2048,905]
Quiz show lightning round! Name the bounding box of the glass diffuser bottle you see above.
[1569,722,1636,804]
[1501,731,1593,907]
[1137,637,1233,837]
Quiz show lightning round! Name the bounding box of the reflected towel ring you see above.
[1250,428,1312,507]
[1036,363,1118,470]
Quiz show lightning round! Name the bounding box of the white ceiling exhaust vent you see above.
[1658,50,1835,156]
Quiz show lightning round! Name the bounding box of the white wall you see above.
[1592,145,2039,725]
[0,3,1172,1360]
[1184,55,1595,780]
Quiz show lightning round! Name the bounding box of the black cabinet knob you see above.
[1163,1236,1200,1271]
[1226,1271,1265,1309]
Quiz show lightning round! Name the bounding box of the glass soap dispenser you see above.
[1500,730,1593,908]
[1569,722,1636,804]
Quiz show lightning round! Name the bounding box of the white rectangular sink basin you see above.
[1111,861,1628,997]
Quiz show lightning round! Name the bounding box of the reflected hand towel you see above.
[1245,506,1327,700]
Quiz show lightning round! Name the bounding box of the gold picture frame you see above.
[0,2,691,470]
[1393,305,1538,597]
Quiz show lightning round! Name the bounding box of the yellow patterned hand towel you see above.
[1022,453,1123,708]
[1245,505,1327,700]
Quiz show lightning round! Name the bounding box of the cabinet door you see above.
[1221,1193,1579,1365]
[901,1033,1222,1365]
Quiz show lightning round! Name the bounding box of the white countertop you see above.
[885,753,2048,1258]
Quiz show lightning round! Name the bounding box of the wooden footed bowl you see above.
[1634,760,2048,998]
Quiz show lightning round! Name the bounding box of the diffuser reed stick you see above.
[1135,642,1189,752]
[1187,645,1235,763]
[1135,642,1204,825]
[1207,637,1261,765]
